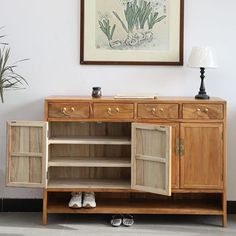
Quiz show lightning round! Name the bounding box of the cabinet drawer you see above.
[183,104,224,120]
[138,104,179,119]
[93,103,134,119]
[48,103,90,119]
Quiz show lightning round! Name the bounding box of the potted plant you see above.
[0,27,28,103]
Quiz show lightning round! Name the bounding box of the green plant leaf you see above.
[113,11,129,33]
[111,24,116,39]
[0,45,28,103]
[155,15,167,23]
[99,19,116,41]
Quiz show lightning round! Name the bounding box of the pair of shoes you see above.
[111,214,134,227]
[68,192,96,209]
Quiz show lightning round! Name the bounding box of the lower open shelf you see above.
[47,198,223,215]
[48,178,131,189]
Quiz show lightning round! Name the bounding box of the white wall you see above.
[0,0,236,200]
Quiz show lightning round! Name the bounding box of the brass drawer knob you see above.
[115,107,120,112]
[62,107,75,116]
[160,108,164,112]
[62,107,69,116]
[107,107,112,116]
[151,108,159,117]
[204,108,209,113]
[196,108,201,112]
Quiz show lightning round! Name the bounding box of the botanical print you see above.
[96,0,169,50]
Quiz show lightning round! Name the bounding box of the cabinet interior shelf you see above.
[47,178,131,189]
[47,198,223,215]
[48,157,131,167]
[48,136,131,145]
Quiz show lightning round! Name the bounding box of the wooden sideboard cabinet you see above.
[6,97,227,226]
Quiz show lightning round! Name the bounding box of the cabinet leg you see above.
[222,213,227,227]
[222,192,227,227]
[42,189,47,225]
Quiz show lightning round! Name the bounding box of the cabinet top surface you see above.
[45,96,226,103]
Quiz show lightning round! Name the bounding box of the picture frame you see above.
[80,0,184,65]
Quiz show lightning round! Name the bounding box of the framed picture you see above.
[80,0,184,65]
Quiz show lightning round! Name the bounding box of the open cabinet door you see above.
[6,121,48,188]
[131,123,172,196]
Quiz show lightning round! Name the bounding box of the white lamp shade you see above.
[188,47,217,68]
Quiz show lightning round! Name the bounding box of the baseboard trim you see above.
[227,201,236,214]
[1,199,42,212]
[0,199,236,213]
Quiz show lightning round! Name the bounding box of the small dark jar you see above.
[92,87,102,98]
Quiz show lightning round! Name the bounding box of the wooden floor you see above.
[0,213,235,235]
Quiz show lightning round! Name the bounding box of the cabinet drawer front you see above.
[183,104,224,120]
[48,103,90,119]
[138,104,179,119]
[93,103,134,119]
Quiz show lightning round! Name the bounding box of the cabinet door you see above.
[168,123,180,189]
[131,123,172,196]
[180,123,223,189]
[6,121,48,188]
[146,123,179,189]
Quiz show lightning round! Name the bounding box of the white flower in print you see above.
[119,0,135,6]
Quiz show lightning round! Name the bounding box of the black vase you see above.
[92,87,102,98]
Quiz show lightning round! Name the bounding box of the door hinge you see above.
[160,126,166,129]
[175,138,185,156]
[175,138,180,156]
[179,139,185,156]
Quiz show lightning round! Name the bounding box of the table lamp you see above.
[188,47,217,99]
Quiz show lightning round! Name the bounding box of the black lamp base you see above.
[195,67,210,100]
[195,94,210,100]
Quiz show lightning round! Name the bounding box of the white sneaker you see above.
[83,192,96,208]
[111,215,122,227]
[68,192,82,208]
[123,214,134,227]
